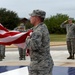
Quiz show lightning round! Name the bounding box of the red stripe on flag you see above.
[0,23,33,48]
[0,23,9,32]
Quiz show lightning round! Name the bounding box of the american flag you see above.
[0,23,33,49]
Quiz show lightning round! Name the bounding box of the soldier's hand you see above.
[64,20,68,23]
[26,36,30,40]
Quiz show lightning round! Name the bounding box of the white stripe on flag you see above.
[0,23,33,49]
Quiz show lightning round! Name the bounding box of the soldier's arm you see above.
[26,31,42,50]
[60,20,68,28]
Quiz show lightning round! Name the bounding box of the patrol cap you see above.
[29,9,46,18]
[68,18,73,21]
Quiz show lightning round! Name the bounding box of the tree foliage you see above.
[44,13,71,34]
[25,21,33,29]
[0,8,75,34]
[0,8,20,30]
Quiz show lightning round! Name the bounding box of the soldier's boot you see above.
[0,55,2,61]
[72,53,74,59]
[23,55,26,60]
[67,53,72,59]
[19,55,23,60]
[3,54,6,59]
[2,55,5,59]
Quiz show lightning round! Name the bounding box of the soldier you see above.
[26,9,54,75]
[18,24,26,60]
[14,24,26,60]
[0,45,5,61]
[60,18,75,59]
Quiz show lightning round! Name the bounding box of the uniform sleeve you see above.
[26,31,42,50]
[60,22,67,28]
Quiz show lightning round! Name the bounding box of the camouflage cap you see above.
[68,18,73,20]
[29,9,46,18]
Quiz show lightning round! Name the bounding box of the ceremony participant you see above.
[0,45,5,61]
[18,24,26,60]
[26,9,54,75]
[61,18,75,59]
[14,24,26,60]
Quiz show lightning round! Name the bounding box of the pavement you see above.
[2,42,75,67]
[1,47,75,67]
[6,42,66,48]
[50,42,66,46]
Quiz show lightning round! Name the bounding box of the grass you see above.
[50,34,66,42]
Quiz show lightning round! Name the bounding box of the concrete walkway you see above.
[1,45,75,67]
[0,50,75,67]
[50,42,66,46]
[6,42,66,48]
[3,42,75,67]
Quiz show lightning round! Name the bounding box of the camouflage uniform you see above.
[0,45,5,61]
[14,24,26,60]
[18,47,26,60]
[26,9,54,75]
[26,23,54,75]
[60,20,75,59]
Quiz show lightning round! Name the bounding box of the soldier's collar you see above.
[34,22,43,28]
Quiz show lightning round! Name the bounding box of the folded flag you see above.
[0,23,33,49]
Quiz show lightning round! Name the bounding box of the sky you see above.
[0,0,75,19]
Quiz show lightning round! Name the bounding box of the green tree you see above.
[0,8,20,30]
[25,20,33,29]
[44,13,71,34]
